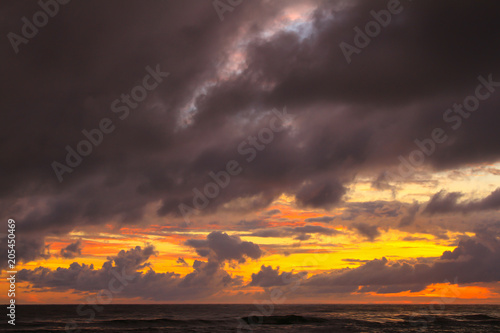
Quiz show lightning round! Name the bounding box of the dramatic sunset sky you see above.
[1,0,500,305]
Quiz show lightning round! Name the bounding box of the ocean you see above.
[2,304,499,332]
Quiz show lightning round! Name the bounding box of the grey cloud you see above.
[295,180,346,209]
[249,265,307,287]
[176,257,188,266]
[304,216,336,223]
[60,240,82,259]
[19,240,241,301]
[251,225,341,240]
[402,236,428,242]
[19,245,157,292]
[18,230,500,299]
[424,188,500,215]
[341,258,369,264]
[236,219,269,230]
[343,201,402,221]
[185,231,262,263]
[352,223,381,241]
[2,0,500,266]
[262,209,281,216]
[399,202,420,227]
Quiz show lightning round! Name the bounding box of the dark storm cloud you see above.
[60,240,82,259]
[295,180,347,209]
[2,0,500,266]
[352,223,381,241]
[424,188,500,215]
[185,231,262,263]
[0,234,51,267]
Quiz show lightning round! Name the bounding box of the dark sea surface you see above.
[2,304,500,332]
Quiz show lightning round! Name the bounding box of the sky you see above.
[1,0,500,305]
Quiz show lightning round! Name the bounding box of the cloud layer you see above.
[1,0,500,284]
